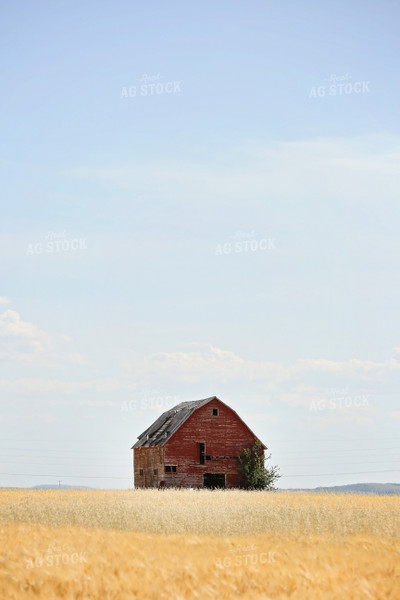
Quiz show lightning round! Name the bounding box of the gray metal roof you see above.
[131,396,216,448]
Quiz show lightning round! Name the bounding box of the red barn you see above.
[131,396,266,489]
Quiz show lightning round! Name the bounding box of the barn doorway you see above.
[203,473,225,489]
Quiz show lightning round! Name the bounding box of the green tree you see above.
[237,440,281,490]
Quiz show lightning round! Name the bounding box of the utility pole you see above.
[58,480,62,489]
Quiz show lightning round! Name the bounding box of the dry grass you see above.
[1,489,399,599]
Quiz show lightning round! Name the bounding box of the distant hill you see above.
[33,484,94,490]
[315,483,400,495]
[285,483,400,495]
[29,482,400,494]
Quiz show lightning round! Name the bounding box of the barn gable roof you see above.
[131,396,266,449]
[131,397,213,448]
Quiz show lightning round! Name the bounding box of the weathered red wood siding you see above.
[161,398,259,488]
[134,446,164,488]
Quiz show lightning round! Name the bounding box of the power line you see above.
[279,454,400,463]
[0,473,132,480]
[2,444,400,454]
[0,461,133,468]
[0,438,138,443]
[275,446,400,455]
[1,436,399,447]
[279,460,400,468]
[283,469,400,478]
[268,436,400,443]
[0,454,132,462]
[0,469,399,480]
[1,458,399,470]
[0,447,130,454]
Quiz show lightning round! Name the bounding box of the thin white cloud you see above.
[306,412,375,428]
[0,311,91,367]
[0,343,398,405]
[0,296,11,304]
[68,353,92,366]
[141,344,400,385]
[387,411,400,421]
[242,411,279,424]
[0,412,58,423]
[280,385,322,408]
[78,399,117,407]
[294,357,400,378]
[280,384,373,410]
[0,309,52,363]
[144,343,289,383]
[21,413,59,423]
[67,134,400,205]
[0,377,139,396]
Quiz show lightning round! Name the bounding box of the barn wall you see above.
[163,398,259,488]
[134,446,164,488]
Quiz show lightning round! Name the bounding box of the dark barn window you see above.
[139,469,143,476]
[154,469,158,475]
[212,408,219,416]
[199,442,205,464]
[165,465,177,473]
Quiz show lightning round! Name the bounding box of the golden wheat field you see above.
[0,489,399,600]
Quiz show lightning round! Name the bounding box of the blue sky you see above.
[1,0,400,489]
